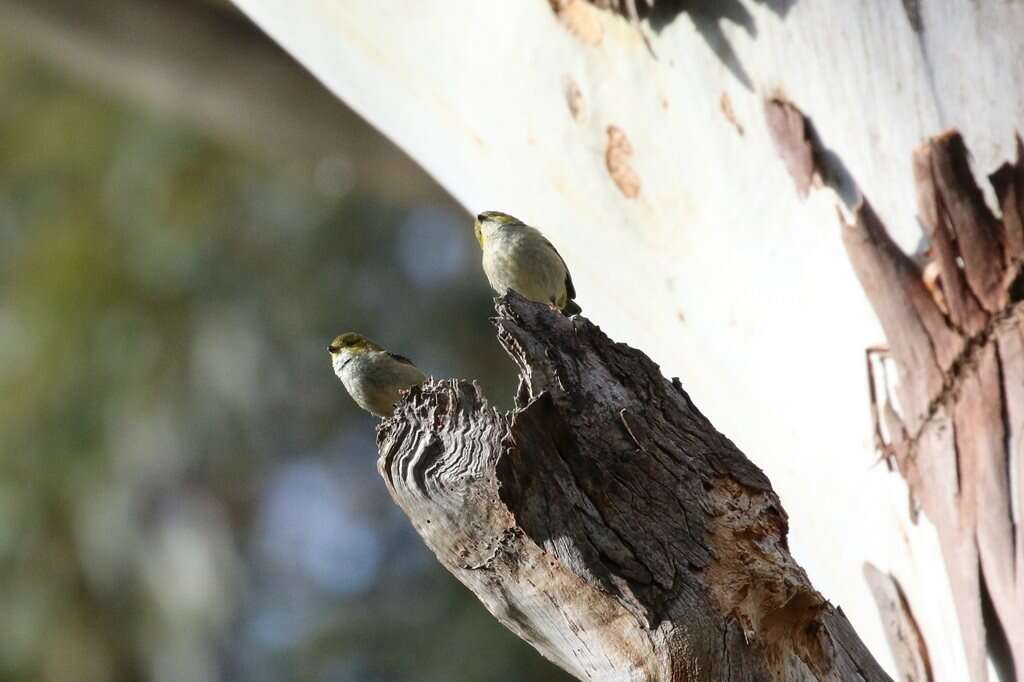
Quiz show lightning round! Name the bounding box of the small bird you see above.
[328,332,427,417]
[474,211,581,315]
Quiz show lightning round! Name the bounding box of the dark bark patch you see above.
[764,98,815,200]
[765,97,861,206]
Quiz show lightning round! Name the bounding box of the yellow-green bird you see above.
[328,333,427,417]
[474,211,581,315]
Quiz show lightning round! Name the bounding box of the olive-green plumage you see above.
[474,211,581,315]
[328,332,426,417]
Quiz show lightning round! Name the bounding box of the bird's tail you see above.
[563,300,583,316]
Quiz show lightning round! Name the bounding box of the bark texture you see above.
[229,2,1024,670]
[842,131,1024,682]
[377,293,889,681]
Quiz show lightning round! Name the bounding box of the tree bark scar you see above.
[720,92,745,136]
[761,589,833,678]
[764,97,815,200]
[565,77,586,121]
[376,292,890,680]
[605,125,641,199]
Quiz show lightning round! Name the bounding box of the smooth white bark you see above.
[229,1,1024,677]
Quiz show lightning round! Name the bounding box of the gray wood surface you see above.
[378,293,891,681]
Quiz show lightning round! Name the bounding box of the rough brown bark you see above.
[376,293,890,681]
[842,132,1024,682]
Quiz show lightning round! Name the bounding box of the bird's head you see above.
[328,332,382,371]
[474,210,521,247]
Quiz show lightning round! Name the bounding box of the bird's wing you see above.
[387,352,418,367]
[543,237,576,300]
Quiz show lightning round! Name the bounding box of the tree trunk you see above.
[378,293,890,681]
[229,0,1024,677]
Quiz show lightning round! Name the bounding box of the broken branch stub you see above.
[376,293,890,681]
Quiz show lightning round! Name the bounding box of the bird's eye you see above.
[476,213,486,223]
[328,345,338,352]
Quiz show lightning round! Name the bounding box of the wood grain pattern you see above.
[377,293,889,681]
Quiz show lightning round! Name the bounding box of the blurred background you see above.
[0,1,570,680]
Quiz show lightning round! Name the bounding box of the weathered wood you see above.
[230,2,1024,672]
[377,293,890,681]
[843,131,1024,681]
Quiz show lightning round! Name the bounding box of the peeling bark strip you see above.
[377,293,889,681]
[764,98,815,200]
[843,132,1024,682]
[863,564,933,682]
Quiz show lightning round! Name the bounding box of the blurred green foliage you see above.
[0,44,569,682]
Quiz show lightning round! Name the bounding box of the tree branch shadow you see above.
[636,0,800,91]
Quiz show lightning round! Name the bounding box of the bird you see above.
[328,332,427,417]
[474,211,581,315]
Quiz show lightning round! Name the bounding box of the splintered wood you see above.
[377,293,890,681]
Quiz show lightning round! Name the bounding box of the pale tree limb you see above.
[223,2,1024,672]
[171,0,1024,675]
